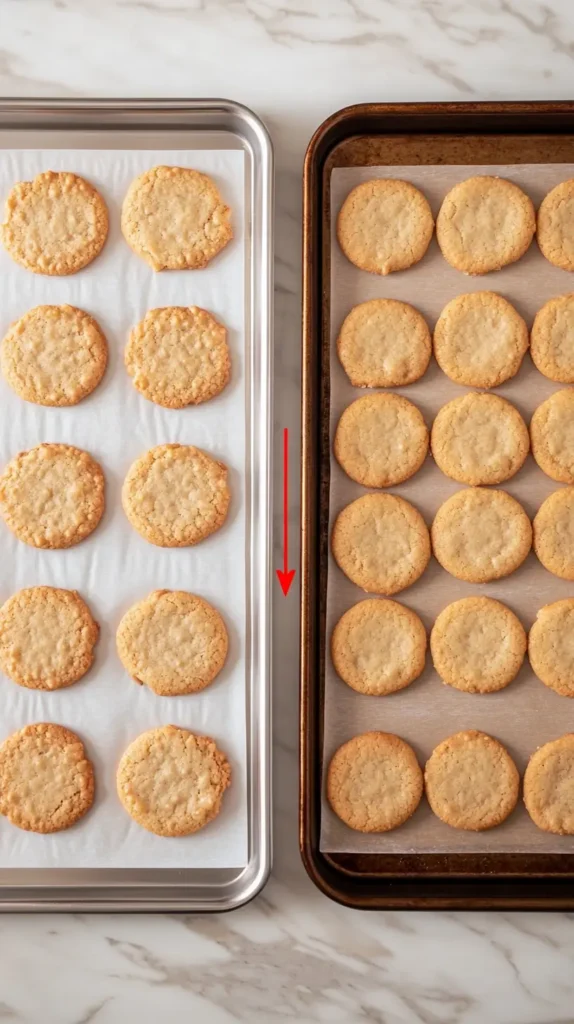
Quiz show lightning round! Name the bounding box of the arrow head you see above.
[276,568,296,596]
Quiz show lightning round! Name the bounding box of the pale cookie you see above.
[121,165,232,271]
[431,488,532,583]
[336,179,433,276]
[0,443,105,549]
[531,295,574,382]
[1,304,108,407]
[430,597,526,694]
[425,731,519,831]
[116,590,228,697]
[436,176,535,274]
[125,306,230,408]
[327,732,423,832]
[531,389,574,483]
[2,171,108,275]
[122,444,229,548]
[537,180,574,271]
[529,599,574,698]
[431,392,529,486]
[433,292,529,388]
[332,493,430,595]
[337,299,431,388]
[334,393,429,488]
[117,726,231,836]
[331,599,427,696]
[524,735,574,834]
[0,723,94,833]
[533,487,574,579]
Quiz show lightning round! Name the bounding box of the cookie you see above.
[524,735,574,834]
[337,299,431,388]
[431,392,529,486]
[336,179,433,276]
[121,165,232,271]
[430,597,526,694]
[122,444,229,548]
[529,599,574,698]
[125,306,230,409]
[436,176,535,274]
[0,723,94,833]
[0,443,105,549]
[116,590,228,697]
[334,393,428,488]
[533,488,574,579]
[431,488,532,583]
[1,304,108,407]
[425,731,519,831]
[332,493,430,595]
[537,179,574,271]
[327,732,423,832]
[531,389,574,483]
[1,170,108,275]
[433,292,529,388]
[331,599,427,696]
[117,726,231,836]
[531,295,574,383]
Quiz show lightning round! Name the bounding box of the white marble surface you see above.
[1,1,574,1021]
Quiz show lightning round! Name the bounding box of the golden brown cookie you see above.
[531,295,574,383]
[121,165,232,271]
[117,726,231,836]
[529,600,574,698]
[425,731,519,830]
[1,171,108,275]
[327,732,423,832]
[431,392,529,485]
[537,180,574,271]
[1,304,108,407]
[336,299,431,388]
[332,493,430,595]
[533,487,574,579]
[331,599,427,696]
[430,597,526,694]
[524,735,574,834]
[122,444,229,548]
[530,389,574,483]
[0,723,94,833]
[336,179,433,275]
[0,443,105,549]
[433,292,529,388]
[436,176,535,274]
[431,488,532,583]
[334,393,429,488]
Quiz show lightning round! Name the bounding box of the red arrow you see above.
[276,427,296,596]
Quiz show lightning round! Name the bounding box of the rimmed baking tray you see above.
[301,101,574,910]
[0,98,272,912]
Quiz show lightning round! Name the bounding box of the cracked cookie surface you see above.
[425,731,519,831]
[430,596,526,694]
[524,734,574,834]
[337,298,431,388]
[334,392,428,488]
[337,179,433,275]
[433,291,529,388]
[431,488,531,583]
[431,392,529,485]
[331,598,426,696]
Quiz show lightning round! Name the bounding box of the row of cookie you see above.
[0,304,229,409]
[327,730,573,836]
[0,723,230,837]
[338,175,573,277]
[2,167,232,275]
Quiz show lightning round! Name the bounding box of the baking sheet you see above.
[321,163,574,855]
[0,148,248,869]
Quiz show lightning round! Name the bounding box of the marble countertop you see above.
[1,1,574,1021]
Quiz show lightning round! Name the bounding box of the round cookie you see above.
[121,165,232,271]
[531,389,574,483]
[331,493,430,595]
[327,732,423,832]
[431,392,529,485]
[125,306,230,408]
[1,304,108,407]
[117,726,231,836]
[0,443,105,549]
[116,590,228,697]
[537,179,574,271]
[122,444,229,548]
[334,393,429,488]
[529,599,574,698]
[425,731,519,831]
[433,292,529,388]
[533,488,574,579]
[337,299,431,388]
[331,599,427,696]
[531,295,574,383]
[436,176,535,274]
[1,170,108,275]
[431,488,532,583]
[430,597,526,694]
[336,179,434,276]
[524,735,574,834]
[0,723,94,833]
